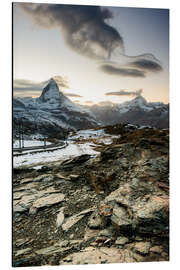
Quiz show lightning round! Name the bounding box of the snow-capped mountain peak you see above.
[38,77,96,116]
[114,95,149,113]
[39,78,62,103]
[131,95,147,106]
[125,95,167,112]
[88,95,169,129]
[13,77,98,136]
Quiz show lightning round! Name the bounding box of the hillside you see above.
[13,124,169,266]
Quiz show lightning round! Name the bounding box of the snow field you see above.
[13,140,51,148]
[13,141,99,168]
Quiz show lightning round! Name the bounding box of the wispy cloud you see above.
[84,100,94,104]
[99,54,162,77]
[105,89,143,96]
[13,76,69,95]
[73,100,80,104]
[101,65,145,77]
[64,93,82,98]
[13,79,48,92]
[53,76,69,88]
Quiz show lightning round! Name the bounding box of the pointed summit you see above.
[130,95,147,107]
[38,77,85,112]
[39,78,61,103]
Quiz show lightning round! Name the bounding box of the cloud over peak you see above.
[64,93,82,98]
[13,76,69,97]
[105,89,143,97]
[131,59,162,71]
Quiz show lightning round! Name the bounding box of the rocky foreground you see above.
[13,125,169,267]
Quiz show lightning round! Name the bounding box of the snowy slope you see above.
[108,96,166,113]
[13,140,51,148]
[14,141,99,168]
[88,96,169,128]
[13,127,119,167]
[13,78,98,137]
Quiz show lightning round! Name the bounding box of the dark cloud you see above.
[14,76,69,93]
[64,93,82,98]
[100,53,163,77]
[20,3,124,60]
[131,59,162,71]
[19,3,163,78]
[105,89,143,97]
[100,65,145,77]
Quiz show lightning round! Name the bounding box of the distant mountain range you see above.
[13,78,169,138]
[87,95,169,129]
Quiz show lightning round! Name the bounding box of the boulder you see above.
[60,247,136,265]
[111,204,133,233]
[56,208,65,228]
[30,193,65,212]
[133,195,169,234]
[115,236,129,245]
[150,245,163,254]
[35,245,70,256]
[62,207,95,231]
[100,148,118,161]
[133,241,151,255]
[88,210,106,229]
[104,184,132,205]
[98,227,114,238]
[61,154,91,167]
[15,248,32,257]
[37,166,51,172]
[14,194,38,213]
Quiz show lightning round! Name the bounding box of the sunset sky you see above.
[13,2,169,104]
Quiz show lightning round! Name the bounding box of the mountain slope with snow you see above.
[87,96,169,128]
[13,77,169,138]
[13,78,98,138]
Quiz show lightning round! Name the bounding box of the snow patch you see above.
[69,129,105,140]
[13,141,99,168]
[13,140,51,148]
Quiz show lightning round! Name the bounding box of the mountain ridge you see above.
[86,95,169,129]
[13,77,169,138]
[13,78,98,138]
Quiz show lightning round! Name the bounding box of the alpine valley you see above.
[13,77,169,266]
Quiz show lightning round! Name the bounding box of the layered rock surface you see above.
[13,125,169,266]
